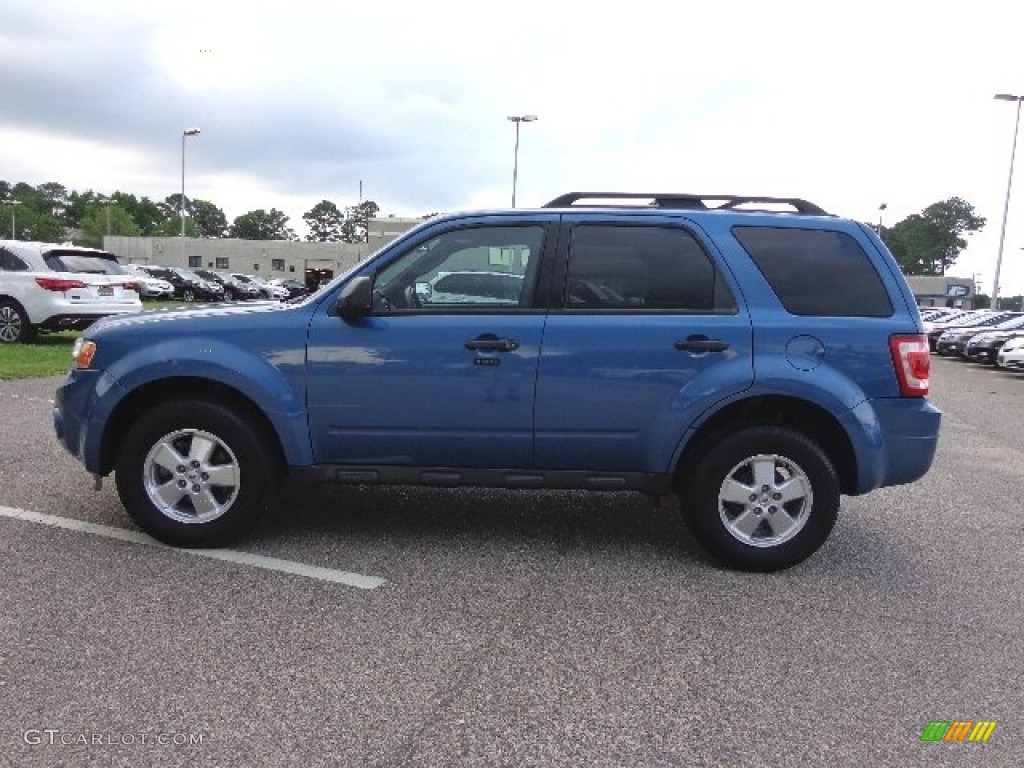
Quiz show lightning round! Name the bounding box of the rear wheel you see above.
[115,399,280,547]
[679,426,839,572]
[182,288,196,302]
[0,299,35,343]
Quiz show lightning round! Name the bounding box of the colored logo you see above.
[920,721,997,742]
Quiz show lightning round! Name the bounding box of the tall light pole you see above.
[6,200,21,239]
[507,115,537,207]
[878,202,887,236]
[181,128,201,238]
[993,94,1022,310]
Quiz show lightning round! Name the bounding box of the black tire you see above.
[224,289,235,301]
[679,426,839,572]
[0,299,35,343]
[182,288,196,302]
[114,399,280,547]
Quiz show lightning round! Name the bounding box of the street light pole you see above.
[878,202,887,237]
[181,128,201,238]
[7,200,21,239]
[507,115,537,207]
[992,94,1022,310]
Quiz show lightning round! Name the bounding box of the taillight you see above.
[889,334,930,396]
[36,277,88,292]
[121,281,140,292]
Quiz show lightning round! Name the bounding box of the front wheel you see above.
[679,426,839,572]
[115,400,280,547]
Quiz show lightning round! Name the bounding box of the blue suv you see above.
[53,193,941,571]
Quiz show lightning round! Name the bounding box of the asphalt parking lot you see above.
[2,357,1022,767]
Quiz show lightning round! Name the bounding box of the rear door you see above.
[533,215,754,472]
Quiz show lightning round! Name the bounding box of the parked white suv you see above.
[0,241,142,343]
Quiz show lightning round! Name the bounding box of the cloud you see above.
[1,0,1022,292]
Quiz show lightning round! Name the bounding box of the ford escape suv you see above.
[53,193,941,571]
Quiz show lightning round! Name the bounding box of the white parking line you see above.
[0,505,387,590]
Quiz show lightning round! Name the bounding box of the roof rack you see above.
[542,192,830,216]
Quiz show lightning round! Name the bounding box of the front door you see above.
[306,218,556,468]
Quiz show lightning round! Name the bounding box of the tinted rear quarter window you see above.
[0,248,29,271]
[732,226,893,317]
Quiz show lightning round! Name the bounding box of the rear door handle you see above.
[675,335,730,353]
[465,336,520,352]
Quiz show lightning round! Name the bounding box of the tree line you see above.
[0,180,381,247]
[1,180,990,280]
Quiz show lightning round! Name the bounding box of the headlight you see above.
[71,338,97,369]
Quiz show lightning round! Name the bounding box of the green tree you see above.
[228,208,296,240]
[884,198,986,275]
[339,200,379,243]
[303,200,345,242]
[152,215,201,237]
[162,194,227,238]
[190,199,228,238]
[111,192,165,235]
[75,203,141,247]
[10,207,66,241]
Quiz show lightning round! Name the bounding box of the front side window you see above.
[564,225,734,312]
[372,225,544,311]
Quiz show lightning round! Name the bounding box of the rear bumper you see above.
[847,397,942,494]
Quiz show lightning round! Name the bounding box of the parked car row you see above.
[123,265,310,303]
[921,306,1024,370]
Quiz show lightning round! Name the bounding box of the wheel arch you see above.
[674,394,858,495]
[98,377,288,477]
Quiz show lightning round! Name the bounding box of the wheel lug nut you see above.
[191,460,200,468]
[772,493,782,500]
[177,479,186,488]
[761,485,770,492]
[176,465,186,474]
[748,494,757,502]
[201,472,209,481]
[192,484,201,493]
[768,506,777,514]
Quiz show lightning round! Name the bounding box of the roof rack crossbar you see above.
[542,192,829,216]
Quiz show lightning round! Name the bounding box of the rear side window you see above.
[565,225,736,312]
[733,226,893,317]
[43,250,125,275]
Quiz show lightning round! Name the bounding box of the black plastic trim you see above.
[290,465,673,496]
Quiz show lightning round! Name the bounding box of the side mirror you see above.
[334,276,373,319]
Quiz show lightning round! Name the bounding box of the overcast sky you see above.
[2,0,1023,294]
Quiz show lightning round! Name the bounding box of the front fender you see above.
[86,337,312,472]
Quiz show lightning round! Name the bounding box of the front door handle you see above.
[675,335,730,353]
[465,335,520,352]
